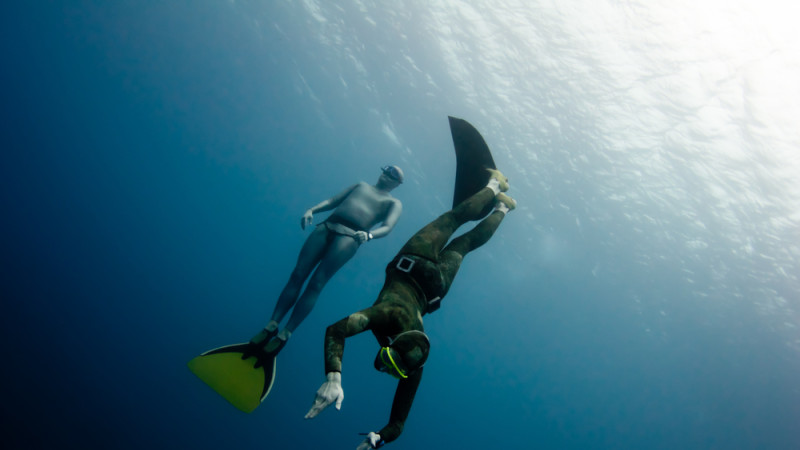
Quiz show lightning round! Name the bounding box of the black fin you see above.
[449,116,497,218]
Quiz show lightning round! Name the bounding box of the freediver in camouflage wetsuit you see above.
[304,169,516,449]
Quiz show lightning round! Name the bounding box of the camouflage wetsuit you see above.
[323,186,506,443]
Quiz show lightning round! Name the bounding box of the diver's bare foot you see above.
[486,168,509,192]
[495,193,516,213]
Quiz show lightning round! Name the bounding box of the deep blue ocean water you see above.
[3,1,799,449]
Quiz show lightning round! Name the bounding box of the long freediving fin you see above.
[448,116,497,218]
[187,343,277,413]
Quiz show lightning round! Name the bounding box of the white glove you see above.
[300,209,313,230]
[356,432,383,449]
[304,372,343,419]
[353,231,372,244]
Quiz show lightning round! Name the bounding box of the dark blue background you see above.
[2,2,798,449]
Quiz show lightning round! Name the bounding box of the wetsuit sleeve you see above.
[323,316,353,373]
[324,305,389,373]
[378,368,423,443]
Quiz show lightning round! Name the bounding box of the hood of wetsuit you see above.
[381,165,404,183]
[373,330,429,379]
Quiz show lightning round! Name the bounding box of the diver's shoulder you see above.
[349,181,369,189]
[344,181,370,193]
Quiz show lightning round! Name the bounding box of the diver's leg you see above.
[438,206,508,289]
[269,225,329,324]
[283,235,360,333]
[398,186,497,260]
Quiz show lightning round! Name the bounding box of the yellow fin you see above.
[188,344,276,413]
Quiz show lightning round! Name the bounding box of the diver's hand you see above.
[304,372,343,419]
[301,210,314,230]
[353,231,371,244]
[356,432,384,449]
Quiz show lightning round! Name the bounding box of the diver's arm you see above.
[306,310,377,419]
[377,368,423,443]
[301,184,359,229]
[323,316,350,373]
[366,200,403,240]
[354,370,422,447]
[311,184,359,213]
[304,317,350,419]
[323,308,378,373]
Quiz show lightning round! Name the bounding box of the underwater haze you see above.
[3,1,799,449]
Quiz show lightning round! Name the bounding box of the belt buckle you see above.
[396,256,415,273]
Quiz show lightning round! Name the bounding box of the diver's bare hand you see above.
[305,372,343,419]
[353,231,371,244]
[356,432,383,449]
[301,210,313,230]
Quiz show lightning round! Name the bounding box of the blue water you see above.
[3,2,799,449]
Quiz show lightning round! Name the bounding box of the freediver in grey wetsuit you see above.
[250,165,404,355]
[304,169,516,449]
